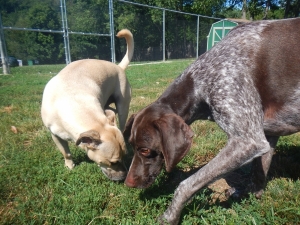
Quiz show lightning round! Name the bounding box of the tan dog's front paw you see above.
[65,159,75,169]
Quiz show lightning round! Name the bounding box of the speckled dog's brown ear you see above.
[153,114,194,172]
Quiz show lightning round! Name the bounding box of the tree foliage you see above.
[0,0,298,64]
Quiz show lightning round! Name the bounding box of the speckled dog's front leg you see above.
[158,136,270,225]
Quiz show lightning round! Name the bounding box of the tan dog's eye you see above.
[139,148,151,157]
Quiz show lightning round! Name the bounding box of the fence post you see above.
[196,16,199,58]
[60,0,71,64]
[0,13,10,74]
[222,20,225,39]
[109,0,115,63]
[163,9,165,61]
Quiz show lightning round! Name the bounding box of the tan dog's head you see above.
[75,110,127,181]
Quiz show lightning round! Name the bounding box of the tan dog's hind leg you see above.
[115,87,131,131]
[117,101,130,131]
[51,134,75,169]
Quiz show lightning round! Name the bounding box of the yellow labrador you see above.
[41,29,133,181]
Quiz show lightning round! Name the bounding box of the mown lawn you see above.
[0,60,300,224]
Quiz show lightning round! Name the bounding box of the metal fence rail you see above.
[0,0,221,74]
[118,0,221,60]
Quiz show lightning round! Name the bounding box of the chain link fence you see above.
[0,0,220,68]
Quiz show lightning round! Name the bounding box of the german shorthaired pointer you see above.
[124,18,300,224]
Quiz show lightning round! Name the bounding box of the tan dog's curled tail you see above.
[116,29,134,70]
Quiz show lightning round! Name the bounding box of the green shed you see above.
[207,19,238,51]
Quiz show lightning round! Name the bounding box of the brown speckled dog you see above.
[41,29,133,181]
[124,18,300,224]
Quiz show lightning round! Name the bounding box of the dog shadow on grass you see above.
[69,145,94,166]
[139,144,300,210]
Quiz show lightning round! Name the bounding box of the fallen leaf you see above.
[11,126,18,134]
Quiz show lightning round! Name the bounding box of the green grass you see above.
[1,60,300,224]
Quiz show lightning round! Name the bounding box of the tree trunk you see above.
[284,0,291,18]
[295,0,300,17]
[263,0,270,19]
[242,0,247,19]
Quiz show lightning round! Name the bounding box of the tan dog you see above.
[41,29,134,181]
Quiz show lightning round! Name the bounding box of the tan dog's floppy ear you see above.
[153,114,194,172]
[76,130,101,149]
[105,109,117,126]
[123,113,136,140]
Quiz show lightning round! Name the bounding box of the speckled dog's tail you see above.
[116,29,134,70]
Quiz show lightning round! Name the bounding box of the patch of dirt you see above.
[207,170,250,203]
[1,105,14,113]
[208,178,231,203]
